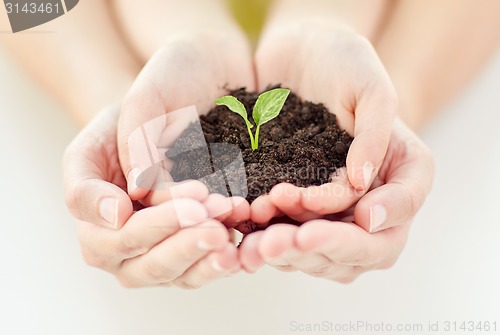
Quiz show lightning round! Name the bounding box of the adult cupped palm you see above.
[238,20,434,281]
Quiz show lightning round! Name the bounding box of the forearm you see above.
[0,0,140,126]
[262,0,391,41]
[111,0,249,61]
[375,0,500,130]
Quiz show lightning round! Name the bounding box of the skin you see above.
[238,0,500,282]
[0,0,140,125]
[3,0,500,286]
[63,106,244,288]
[253,19,398,209]
[376,0,500,129]
[60,1,253,288]
[239,119,434,278]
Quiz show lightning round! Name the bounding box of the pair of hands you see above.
[63,23,434,287]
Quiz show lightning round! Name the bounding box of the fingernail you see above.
[99,198,119,228]
[362,161,374,190]
[369,204,387,233]
[245,263,264,273]
[245,264,262,273]
[197,240,216,251]
[173,199,208,228]
[127,167,141,194]
[211,259,226,273]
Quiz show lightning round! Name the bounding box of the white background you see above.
[1,46,499,334]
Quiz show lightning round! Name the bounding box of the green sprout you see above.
[215,88,291,151]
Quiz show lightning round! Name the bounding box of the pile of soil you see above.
[166,86,353,207]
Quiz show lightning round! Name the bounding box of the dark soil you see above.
[166,86,353,231]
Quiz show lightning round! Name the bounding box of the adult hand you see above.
[250,19,398,224]
[240,119,434,281]
[63,106,242,288]
[118,31,255,215]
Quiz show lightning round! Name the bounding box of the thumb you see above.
[346,80,397,192]
[118,85,165,201]
[353,121,434,232]
[63,106,133,229]
[118,86,200,201]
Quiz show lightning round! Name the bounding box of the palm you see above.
[246,25,397,224]
[239,119,434,281]
[117,37,255,205]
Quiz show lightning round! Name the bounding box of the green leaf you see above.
[215,95,253,129]
[252,88,291,126]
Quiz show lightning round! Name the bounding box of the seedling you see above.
[215,88,290,150]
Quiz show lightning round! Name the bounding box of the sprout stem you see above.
[247,125,256,150]
[252,125,260,151]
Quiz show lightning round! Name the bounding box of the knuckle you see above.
[143,259,176,283]
[346,239,369,265]
[117,231,148,257]
[176,248,194,264]
[306,265,331,277]
[80,248,106,269]
[64,180,83,218]
[275,264,296,272]
[174,280,201,290]
[378,256,400,270]
[402,188,420,220]
[344,253,365,265]
[329,267,361,284]
[335,275,357,284]
[175,235,217,264]
[116,275,139,289]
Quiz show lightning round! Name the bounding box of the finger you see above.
[296,220,404,267]
[202,193,236,223]
[258,224,298,259]
[299,168,362,215]
[354,125,434,232]
[280,249,331,273]
[239,231,266,273]
[279,248,358,282]
[65,179,133,230]
[118,198,209,257]
[269,183,322,221]
[346,79,397,191]
[202,195,250,228]
[118,87,166,200]
[77,198,209,273]
[118,84,199,200]
[172,243,240,289]
[145,180,209,207]
[250,195,282,228]
[224,197,251,227]
[257,224,299,269]
[63,107,133,229]
[79,198,208,268]
[118,220,229,287]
